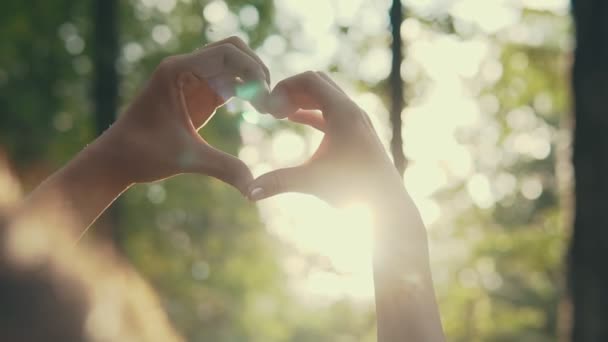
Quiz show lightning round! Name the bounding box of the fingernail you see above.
[249,187,265,201]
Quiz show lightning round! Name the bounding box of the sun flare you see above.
[256,190,376,301]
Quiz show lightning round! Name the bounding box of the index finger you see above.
[182,43,271,110]
[204,36,271,85]
[268,71,356,122]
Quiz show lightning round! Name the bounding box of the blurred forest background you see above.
[1,0,606,341]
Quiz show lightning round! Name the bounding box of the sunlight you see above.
[233,0,571,307]
[450,0,520,34]
[203,1,228,24]
[254,193,376,301]
[271,130,306,166]
[3,0,577,339]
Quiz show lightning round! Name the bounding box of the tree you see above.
[91,0,121,241]
[569,0,608,340]
[389,0,407,175]
[0,0,89,171]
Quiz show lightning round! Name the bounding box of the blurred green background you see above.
[0,0,589,341]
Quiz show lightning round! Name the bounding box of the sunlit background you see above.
[235,0,571,333]
[0,0,572,340]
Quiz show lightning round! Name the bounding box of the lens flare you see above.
[236,82,262,101]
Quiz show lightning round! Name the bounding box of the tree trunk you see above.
[389,0,406,175]
[91,0,121,242]
[568,0,608,341]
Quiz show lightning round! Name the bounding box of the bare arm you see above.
[248,71,446,341]
[372,189,445,342]
[0,36,270,341]
[14,130,132,237]
[11,36,270,239]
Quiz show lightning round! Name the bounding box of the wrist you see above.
[365,167,409,211]
[365,168,428,239]
[82,125,136,188]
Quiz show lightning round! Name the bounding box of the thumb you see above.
[188,142,254,195]
[248,166,314,201]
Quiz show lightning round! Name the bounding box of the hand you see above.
[97,37,270,194]
[248,71,403,205]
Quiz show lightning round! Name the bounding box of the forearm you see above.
[371,187,445,342]
[13,129,132,237]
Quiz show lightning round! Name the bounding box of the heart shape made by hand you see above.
[248,71,400,206]
[208,71,399,207]
[116,36,398,206]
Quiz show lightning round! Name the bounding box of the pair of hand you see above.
[101,37,403,205]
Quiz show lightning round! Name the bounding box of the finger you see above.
[288,110,327,132]
[316,71,375,127]
[177,72,223,128]
[267,71,356,122]
[186,44,271,109]
[267,71,336,118]
[216,44,271,112]
[204,36,270,85]
[316,71,346,95]
[248,166,315,201]
[288,110,330,161]
[187,141,254,195]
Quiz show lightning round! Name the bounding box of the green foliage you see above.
[0,0,93,168]
[423,8,571,342]
[0,0,573,341]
